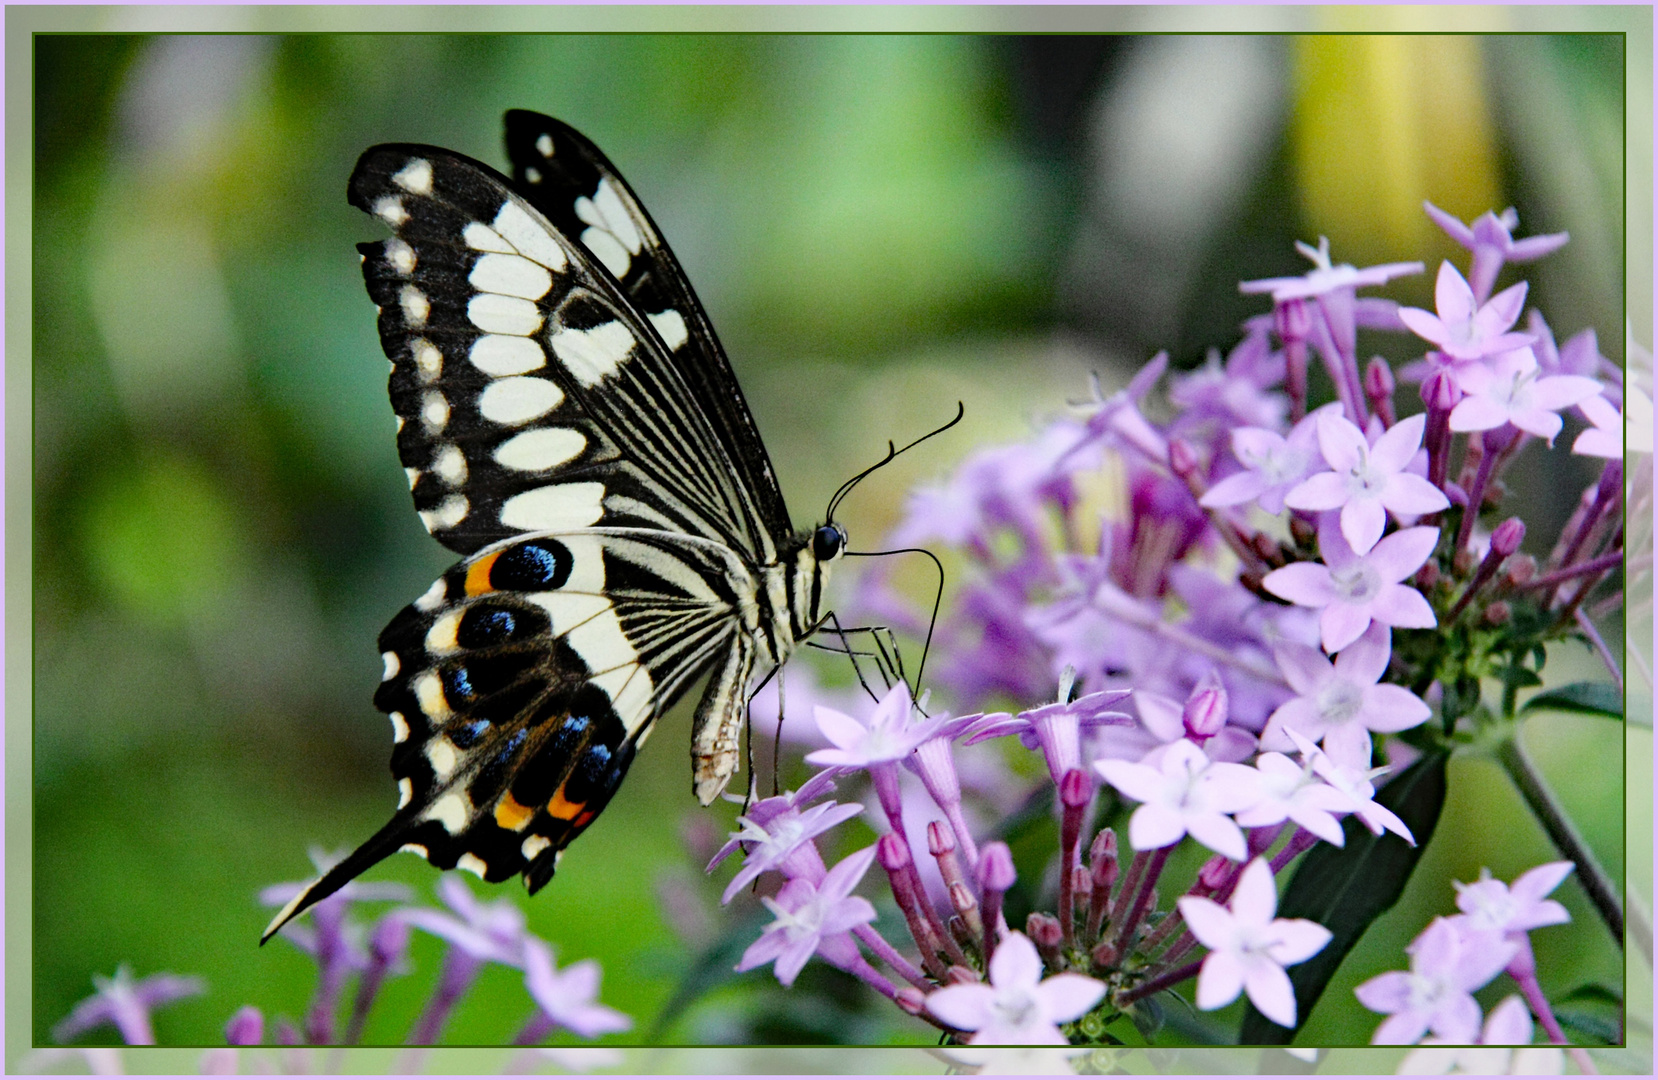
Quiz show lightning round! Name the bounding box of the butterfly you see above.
[263,110,848,941]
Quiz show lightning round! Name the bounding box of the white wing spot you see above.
[479,376,563,425]
[404,467,421,491]
[522,834,551,860]
[397,777,413,809]
[412,338,443,382]
[469,252,553,300]
[414,670,452,722]
[566,608,639,673]
[400,285,430,327]
[457,853,489,878]
[649,309,689,351]
[400,843,429,858]
[390,711,410,744]
[524,166,542,185]
[551,321,635,387]
[536,133,554,158]
[414,578,448,613]
[373,195,407,226]
[392,158,433,195]
[432,444,468,486]
[419,493,469,532]
[420,391,450,433]
[493,427,586,472]
[576,180,642,253]
[463,221,515,254]
[381,651,401,681]
[499,483,605,531]
[386,239,416,275]
[492,201,568,272]
[469,334,546,376]
[468,293,543,337]
[580,227,631,280]
[423,794,469,834]
[426,736,459,780]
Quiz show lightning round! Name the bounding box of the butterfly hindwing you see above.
[351,145,774,559]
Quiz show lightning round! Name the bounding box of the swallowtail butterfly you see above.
[264,111,847,940]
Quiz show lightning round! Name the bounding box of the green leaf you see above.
[1237,750,1450,1044]
[1519,682,1625,721]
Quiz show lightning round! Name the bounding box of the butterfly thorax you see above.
[755,522,846,669]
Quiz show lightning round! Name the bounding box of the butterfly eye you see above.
[812,525,845,562]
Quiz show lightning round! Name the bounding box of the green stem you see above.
[1494,734,1623,946]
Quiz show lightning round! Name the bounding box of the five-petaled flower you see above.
[805,681,947,769]
[522,939,633,1039]
[1354,916,1519,1044]
[1178,858,1332,1027]
[1201,404,1339,516]
[1262,518,1439,654]
[1261,622,1432,761]
[1448,346,1603,445]
[925,932,1106,1045]
[1094,739,1261,860]
[1397,262,1535,361]
[1283,411,1449,555]
[735,846,878,987]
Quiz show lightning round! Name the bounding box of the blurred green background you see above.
[29,29,1639,1053]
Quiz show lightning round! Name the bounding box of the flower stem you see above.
[852,924,930,990]
[405,948,482,1045]
[1493,735,1623,945]
[1117,958,1203,1006]
[1113,847,1170,956]
[1519,550,1625,592]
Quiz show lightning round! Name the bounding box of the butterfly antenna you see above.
[825,402,965,524]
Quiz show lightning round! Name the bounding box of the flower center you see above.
[1316,680,1364,725]
[1330,563,1381,604]
[992,988,1039,1029]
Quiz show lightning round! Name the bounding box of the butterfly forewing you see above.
[351,145,769,559]
[503,111,794,554]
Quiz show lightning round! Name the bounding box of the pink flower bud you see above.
[978,842,1016,892]
[1091,939,1119,968]
[1089,829,1119,889]
[1026,911,1063,950]
[1365,356,1396,398]
[946,964,980,985]
[1422,366,1460,411]
[1182,685,1228,740]
[1505,554,1537,586]
[926,820,954,858]
[1482,600,1512,626]
[1060,767,1092,809]
[1490,517,1526,558]
[895,986,927,1015]
[1198,853,1233,892]
[225,1006,264,1046]
[1275,297,1312,341]
[1168,438,1200,480]
[876,831,911,872]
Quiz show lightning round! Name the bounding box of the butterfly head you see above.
[812,523,848,564]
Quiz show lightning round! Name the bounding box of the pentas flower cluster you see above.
[1360,861,1585,1074]
[44,848,629,1072]
[726,201,1628,1046]
[713,678,1406,1039]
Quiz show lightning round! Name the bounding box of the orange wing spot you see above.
[547,789,586,821]
[494,792,535,831]
[574,809,597,829]
[465,551,502,596]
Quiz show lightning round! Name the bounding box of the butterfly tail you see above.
[259,814,415,944]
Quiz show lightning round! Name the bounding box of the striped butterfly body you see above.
[264,111,844,941]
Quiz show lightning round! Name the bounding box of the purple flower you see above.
[1354,916,1520,1044]
[1233,751,1350,846]
[1240,236,1422,302]
[1397,262,1535,361]
[964,676,1133,783]
[397,875,531,967]
[1397,994,1566,1074]
[1200,405,1337,516]
[712,796,864,903]
[735,845,878,987]
[1261,622,1432,759]
[51,965,205,1045]
[1453,861,1574,937]
[1448,346,1603,445]
[1423,202,1569,304]
[1095,686,1257,766]
[924,931,1105,1045]
[522,939,632,1038]
[1572,393,1625,460]
[1094,739,1261,860]
[1283,412,1449,555]
[1261,517,1438,653]
[1178,858,1332,1027]
[805,682,945,770]
[1285,728,1415,843]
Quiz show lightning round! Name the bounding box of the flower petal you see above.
[1370,584,1437,629]
[1284,472,1351,512]
[1380,472,1451,516]
[987,931,1044,991]
[1268,918,1333,966]
[1033,974,1107,1024]
[1195,950,1245,1011]
[1263,563,1337,608]
[1243,957,1299,1028]
[1176,896,1235,950]
[925,984,996,1032]
[1341,497,1387,556]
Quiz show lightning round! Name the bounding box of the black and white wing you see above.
[349,144,782,563]
[502,110,794,556]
